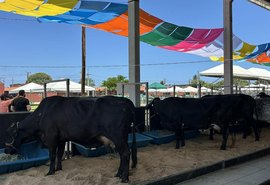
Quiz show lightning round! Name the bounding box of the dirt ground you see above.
[1,127,270,185]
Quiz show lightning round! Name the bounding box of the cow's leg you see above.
[115,143,130,183]
[220,124,229,150]
[209,128,214,140]
[250,119,260,141]
[245,108,260,141]
[115,154,123,178]
[47,144,57,175]
[180,125,185,147]
[56,142,65,171]
[242,123,248,139]
[176,123,185,149]
[175,130,180,149]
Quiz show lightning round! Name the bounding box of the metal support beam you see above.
[223,0,233,94]
[43,79,70,98]
[128,0,140,107]
[81,26,86,96]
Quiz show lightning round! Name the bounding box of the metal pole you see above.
[223,0,233,94]
[198,84,202,98]
[128,0,140,107]
[173,85,176,97]
[145,82,149,131]
[197,72,201,98]
[66,79,70,97]
[44,84,47,98]
[122,83,125,97]
[145,82,149,105]
[81,26,86,96]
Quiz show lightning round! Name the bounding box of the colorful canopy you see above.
[149,82,167,89]
[1,0,270,65]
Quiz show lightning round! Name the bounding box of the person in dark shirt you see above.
[11,90,31,112]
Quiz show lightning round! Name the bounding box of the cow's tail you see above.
[131,121,137,168]
[253,101,261,140]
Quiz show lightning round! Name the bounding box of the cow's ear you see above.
[10,122,16,128]
[153,98,161,103]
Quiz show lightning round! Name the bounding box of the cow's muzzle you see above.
[4,142,17,154]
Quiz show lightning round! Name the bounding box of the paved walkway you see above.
[177,155,270,185]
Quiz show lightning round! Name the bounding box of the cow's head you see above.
[145,98,161,109]
[5,122,20,154]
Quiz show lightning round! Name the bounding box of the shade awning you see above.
[200,64,259,80]
[247,67,270,81]
[9,82,44,93]
[149,82,167,89]
[9,81,95,93]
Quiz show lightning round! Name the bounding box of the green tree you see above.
[214,78,249,87]
[160,80,164,85]
[101,75,128,91]
[79,77,95,87]
[254,79,270,85]
[189,75,211,88]
[26,72,52,84]
[190,74,250,89]
[233,78,249,86]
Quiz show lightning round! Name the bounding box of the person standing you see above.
[0,94,17,113]
[11,90,31,112]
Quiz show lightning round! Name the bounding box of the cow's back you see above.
[90,96,135,127]
[201,94,255,124]
[35,96,97,142]
[153,97,211,130]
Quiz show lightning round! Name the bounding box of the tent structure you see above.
[200,64,258,80]
[183,86,198,93]
[201,86,212,93]
[247,68,270,81]
[9,81,95,93]
[9,82,44,93]
[45,80,95,93]
[149,82,166,90]
[1,1,270,65]
[167,86,185,92]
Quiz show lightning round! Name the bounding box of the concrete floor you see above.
[177,155,270,185]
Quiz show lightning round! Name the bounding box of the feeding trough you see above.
[71,143,109,157]
[73,133,153,157]
[128,133,153,148]
[142,129,200,145]
[0,140,49,174]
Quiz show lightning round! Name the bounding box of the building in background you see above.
[0,82,4,95]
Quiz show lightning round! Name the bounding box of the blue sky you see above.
[0,0,270,87]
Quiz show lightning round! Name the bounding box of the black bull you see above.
[146,94,260,150]
[5,96,137,183]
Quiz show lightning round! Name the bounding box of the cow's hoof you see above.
[121,179,129,183]
[220,146,226,150]
[46,171,55,176]
[115,172,121,178]
[131,163,136,169]
[56,167,62,171]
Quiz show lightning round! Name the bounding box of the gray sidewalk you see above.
[177,155,270,185]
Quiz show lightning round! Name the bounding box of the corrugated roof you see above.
[249,0,270,10]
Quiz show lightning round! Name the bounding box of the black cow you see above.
[146,94,259,150]
[256,92,270,99]
[255,92,270,131]
[5,96,137,183]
